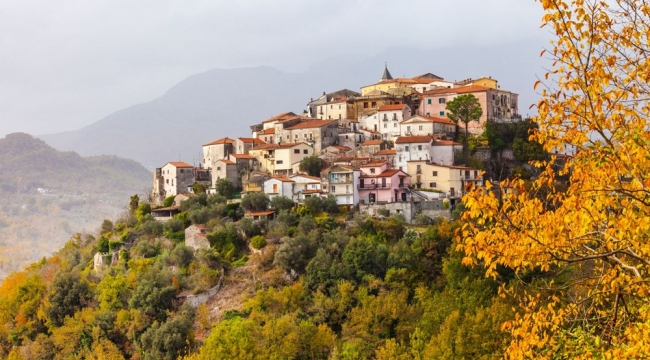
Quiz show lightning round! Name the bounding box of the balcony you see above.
[357,184,377,189]
[398,183,408,188]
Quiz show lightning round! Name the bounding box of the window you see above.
[419,125,423,131]
[370,168,376,174]
[286,135,290,140]
[406,126,411,132]
[276,160,283,164]
[439,98,445,104]
[171,179,174,186]
[439,111,445,116]
[295,134,299,139]
[180,169,184,173]
[294,149,300,154]
[345,135,349,139]
[330,104,333,109]
[405,146,409,151]
[166,179,169,184]
[217,167,221,171]
[427,99,432,104]
[309,133,313,140]
[384,123,387,128]
[426,112,430,117]
[393,113,397,120]
[418,145,422,151]
[432,171,438,176]
[331,186,336,192]
[371,101,377,108]
[363,102,369,108]
[303,149,308,154]
[430,182,437,188]
[394,123,397,127]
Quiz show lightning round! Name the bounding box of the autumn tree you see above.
[445,94,482,139]
[460,0,650,357]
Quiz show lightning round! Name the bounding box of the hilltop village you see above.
[151,66,521,222]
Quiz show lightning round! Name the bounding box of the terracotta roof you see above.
[238,137,266,144]
[284,119,337,130]
[257,128,276,135]
[302,189,322,194]
[251,143,278,151]
[203,137,236,146]
[395,136,434,144]
[262,111,296,124]
[374,149,397,155]
[216,159,236,165]
[231,153,255,159]
[420,115,456,125]
[360,160,388,167]
[246,210,275,216]
[378,104,408,111]
[362,140,382,146]
[378,169,402,177]
[152,205,180,211]
[330,145,352,151]
[291,173,321,181]
[431,140,463,146]
[270,176,294,183]
[423,85,491,96]
[166,162,193,168]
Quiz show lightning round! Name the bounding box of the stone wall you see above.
[359,200,450,224]
[183,269,225,308]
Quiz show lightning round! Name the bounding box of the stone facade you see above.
[185,225,210,250]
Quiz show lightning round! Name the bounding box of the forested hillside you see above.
[0,133,150,279]
[0,192,517,359]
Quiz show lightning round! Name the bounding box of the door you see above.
[360,178,365,189]
[382,178,386,188]
[273,184,278,193]
[369,193,376,203]
[401,192,407,201]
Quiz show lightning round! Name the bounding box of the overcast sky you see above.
[0,0,547,137]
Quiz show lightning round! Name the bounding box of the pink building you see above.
[357,160,411,203]
[419,85,519,135]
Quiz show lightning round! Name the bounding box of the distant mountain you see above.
[0,132,150,194]
[40,43,544,168]
[0,133,151,279]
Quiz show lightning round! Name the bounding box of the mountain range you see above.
[40,44,545,168]
[0,133,150,279]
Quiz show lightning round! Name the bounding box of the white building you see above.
[263,176,294,200]
[377,104,411,142]
[289,173,323,202]
[400,115,456,137]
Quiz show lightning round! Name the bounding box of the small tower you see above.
[381,63,393,81]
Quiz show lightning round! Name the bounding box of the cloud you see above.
[0,0,545,136]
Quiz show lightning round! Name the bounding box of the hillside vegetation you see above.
[0,133,150,279]
[0,193,519,359]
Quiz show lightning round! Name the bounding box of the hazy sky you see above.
[0,0,547,137]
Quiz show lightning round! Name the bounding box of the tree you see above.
[240,192,270,212]
[299,155,322,177]
[460,1,650,357]
[445,94,482,140]
[270,196,295,212]
[215,178,235,199]
[129,194,139,213]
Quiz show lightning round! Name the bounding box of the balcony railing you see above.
[358,184,377,189]
[398,183,408,188]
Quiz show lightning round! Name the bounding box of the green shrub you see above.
[97,236,109,253]
[163,196,176,207]
[108,240,123,252]
[250,235,267,250]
